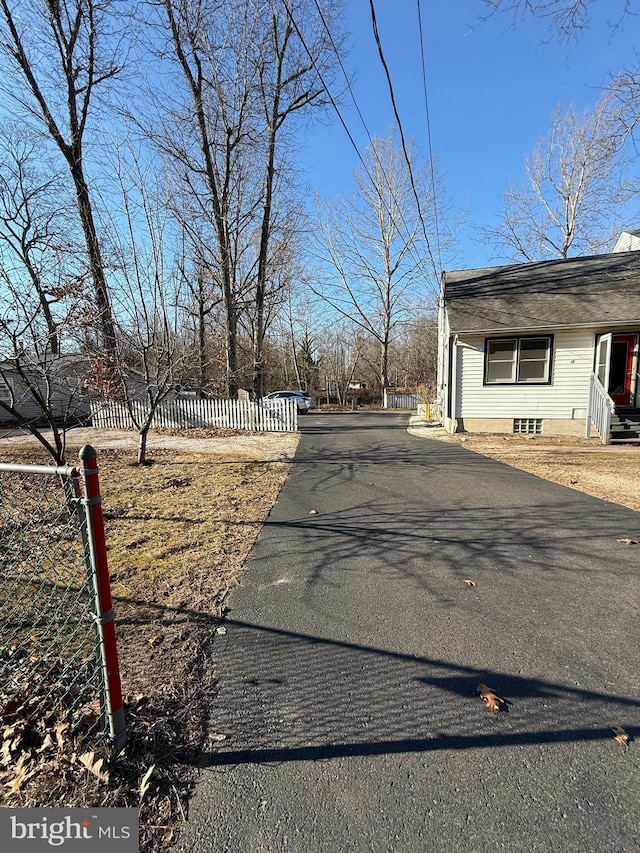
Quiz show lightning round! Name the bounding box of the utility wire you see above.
[310,0,432,274]
[416,0,442,276]
[286,0,436,287]
[281,0,375,188]
[368,0,439,278]
[311,0,376,151]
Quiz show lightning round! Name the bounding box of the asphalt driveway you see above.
[174,412,640,853]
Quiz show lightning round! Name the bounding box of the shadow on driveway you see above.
[198,618,639,768]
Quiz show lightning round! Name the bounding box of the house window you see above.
[514,418,543,435]
[0,380,10,403]
[485,336,552,385]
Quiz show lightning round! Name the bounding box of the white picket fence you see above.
[89,397,298,433]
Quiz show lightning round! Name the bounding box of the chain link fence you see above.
[0,448,125,753]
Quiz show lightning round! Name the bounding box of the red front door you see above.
[609,334,637,406]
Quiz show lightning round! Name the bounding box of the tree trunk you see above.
[0,0,118,358]
[137,427,149,465]
[252,286,265,399]
[225,296,239,399]
[163,0,239,398]
[253,114,279,400]
[69,160,117,356]
[380,336,390,390]
[198,282,206,397]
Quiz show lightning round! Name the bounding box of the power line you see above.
[281,0,375,187]
[368,0,439,278]
[416,0,442,276]
[286,0,438,286]
[310,0,434,276]
[311,0,377,152]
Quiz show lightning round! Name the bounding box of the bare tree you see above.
[249,0,340,399]
[488,93,632,261]
[481,1,633,39]
[151,0,340,398]
[179,262,222,397]
[276,280,327,390]
[317,320,364,406]
[0,124,89,463]
[313,130,442,391]
[386,313,438,396]
[168,198,224,397]
[0,0,125,356]
[94,142,188,464]
[157,0,248,397]
[483,1,640,204]
[0,127,76,357]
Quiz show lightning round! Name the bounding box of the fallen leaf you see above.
[2,696,25,717]
[464,579,477,587]
[1,728,22,765]
[4,754,35,794]
[309,509,318,515]
[139,763,155,799]
[215,626,227,636]
[148,635,163,647]
[477,683,508,713]
[78,751,109,783]
[611,725,631,747]
[55,722,69,749]
[209,732,227,742]
[616,538,640,545]
[1,738,14,765]
[76,699,101,728]
[37,733,55,753]
[129,695,150,713]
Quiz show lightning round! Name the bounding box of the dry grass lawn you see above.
[0,427,298,852]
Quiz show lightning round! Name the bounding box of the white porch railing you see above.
[585,373,615,444]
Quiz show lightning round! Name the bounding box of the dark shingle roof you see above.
[443,250,640,334]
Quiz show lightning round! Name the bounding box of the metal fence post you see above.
[78,444,127,752]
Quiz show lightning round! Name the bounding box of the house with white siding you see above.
[0,355,90,426]
[436,248,640,444]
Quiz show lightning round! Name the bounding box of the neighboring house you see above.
[0,355,91,425]
[437,248,640,444]
[613,229,640,253]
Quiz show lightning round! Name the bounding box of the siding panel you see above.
[457,330,595,419]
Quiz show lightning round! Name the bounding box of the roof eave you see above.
[450,319,640,335]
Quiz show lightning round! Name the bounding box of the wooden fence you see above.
[89,397,298,433]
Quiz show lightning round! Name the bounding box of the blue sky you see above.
[301,0,640,270]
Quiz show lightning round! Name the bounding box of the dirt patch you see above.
[0,427,298,851]
[409,420,640,513]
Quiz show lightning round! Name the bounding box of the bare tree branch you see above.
[486,91,633,261]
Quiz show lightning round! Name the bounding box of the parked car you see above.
[263,390,315,414]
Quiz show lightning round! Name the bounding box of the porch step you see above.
[610,408,640,444]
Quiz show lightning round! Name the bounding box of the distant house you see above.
[437,248,640,444]
[0,355,90,425]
